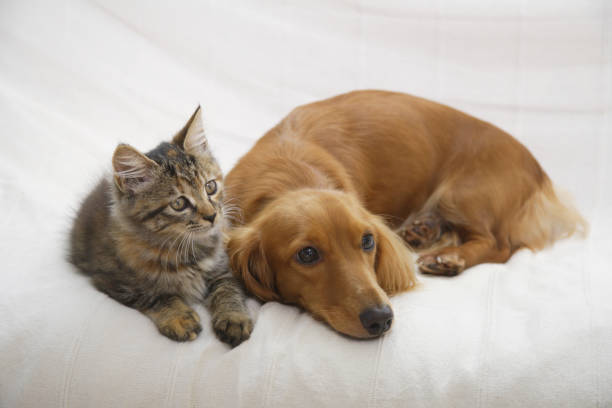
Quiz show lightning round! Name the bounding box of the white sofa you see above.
[1,1,610,406]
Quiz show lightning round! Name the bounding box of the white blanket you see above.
[1,1,610,406]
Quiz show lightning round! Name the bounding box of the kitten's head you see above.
[111,106,225,244]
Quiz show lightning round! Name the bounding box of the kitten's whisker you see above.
[164,233,183,272]
[223,211,242,220]
[223,205,244,223]
[175,234,183,268]
[176,232,188,267]
[180,233,187,264]
[156,234,175,266]
[185,232,192,263]
[222,197,239,206]
[224,213,243,224]
[191,236,198,262]
[222,205,243,216]
[158,234,174,251]
[223,206,242,215]
[182,232,190,263]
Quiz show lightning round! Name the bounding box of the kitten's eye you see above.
[170,196,189,211]
[361,233,375,251]
[205,180,217,195]
[296,246,321,265]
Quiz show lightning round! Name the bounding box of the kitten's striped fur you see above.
[69,107,252,346]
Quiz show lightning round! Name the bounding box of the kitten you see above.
[69,107,253,347]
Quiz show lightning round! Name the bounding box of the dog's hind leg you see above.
[396,211,450,250]
[417,232,512,276]
[410,173,516,276]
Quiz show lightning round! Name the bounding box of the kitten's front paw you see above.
[159,309,202,342]
[212,311,253,347]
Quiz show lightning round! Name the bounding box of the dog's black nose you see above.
[359,305,393,336]
[203,212,216,224]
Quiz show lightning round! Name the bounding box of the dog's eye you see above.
[170,196,189,211]
[362,233,375,251]
[296,246,320,265]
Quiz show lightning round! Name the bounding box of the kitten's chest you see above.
[161,266,208,303]
[152,247,226,303]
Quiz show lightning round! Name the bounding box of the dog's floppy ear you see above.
[372,216,417,295]
[227,226,279,302]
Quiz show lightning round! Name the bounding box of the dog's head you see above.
[228,189,416,338]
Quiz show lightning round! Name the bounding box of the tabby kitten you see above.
[69,107,252,347]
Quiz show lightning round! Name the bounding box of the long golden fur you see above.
[225,90,586,338]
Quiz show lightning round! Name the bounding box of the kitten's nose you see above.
[202,212,216,224]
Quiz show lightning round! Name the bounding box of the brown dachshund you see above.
[225,90,586,339]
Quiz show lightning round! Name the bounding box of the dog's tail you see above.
[509,178,588,251]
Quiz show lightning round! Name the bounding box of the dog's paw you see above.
[417,252,465,276]
[158,309,202,342]
[212,311,253,347]
[397,214,444,249]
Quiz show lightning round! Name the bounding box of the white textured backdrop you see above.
[0,1,611,407]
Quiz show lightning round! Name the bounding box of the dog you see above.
[224,90,586,339]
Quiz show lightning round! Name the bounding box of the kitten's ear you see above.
[172,105,208,156]
[112,144,158,194]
